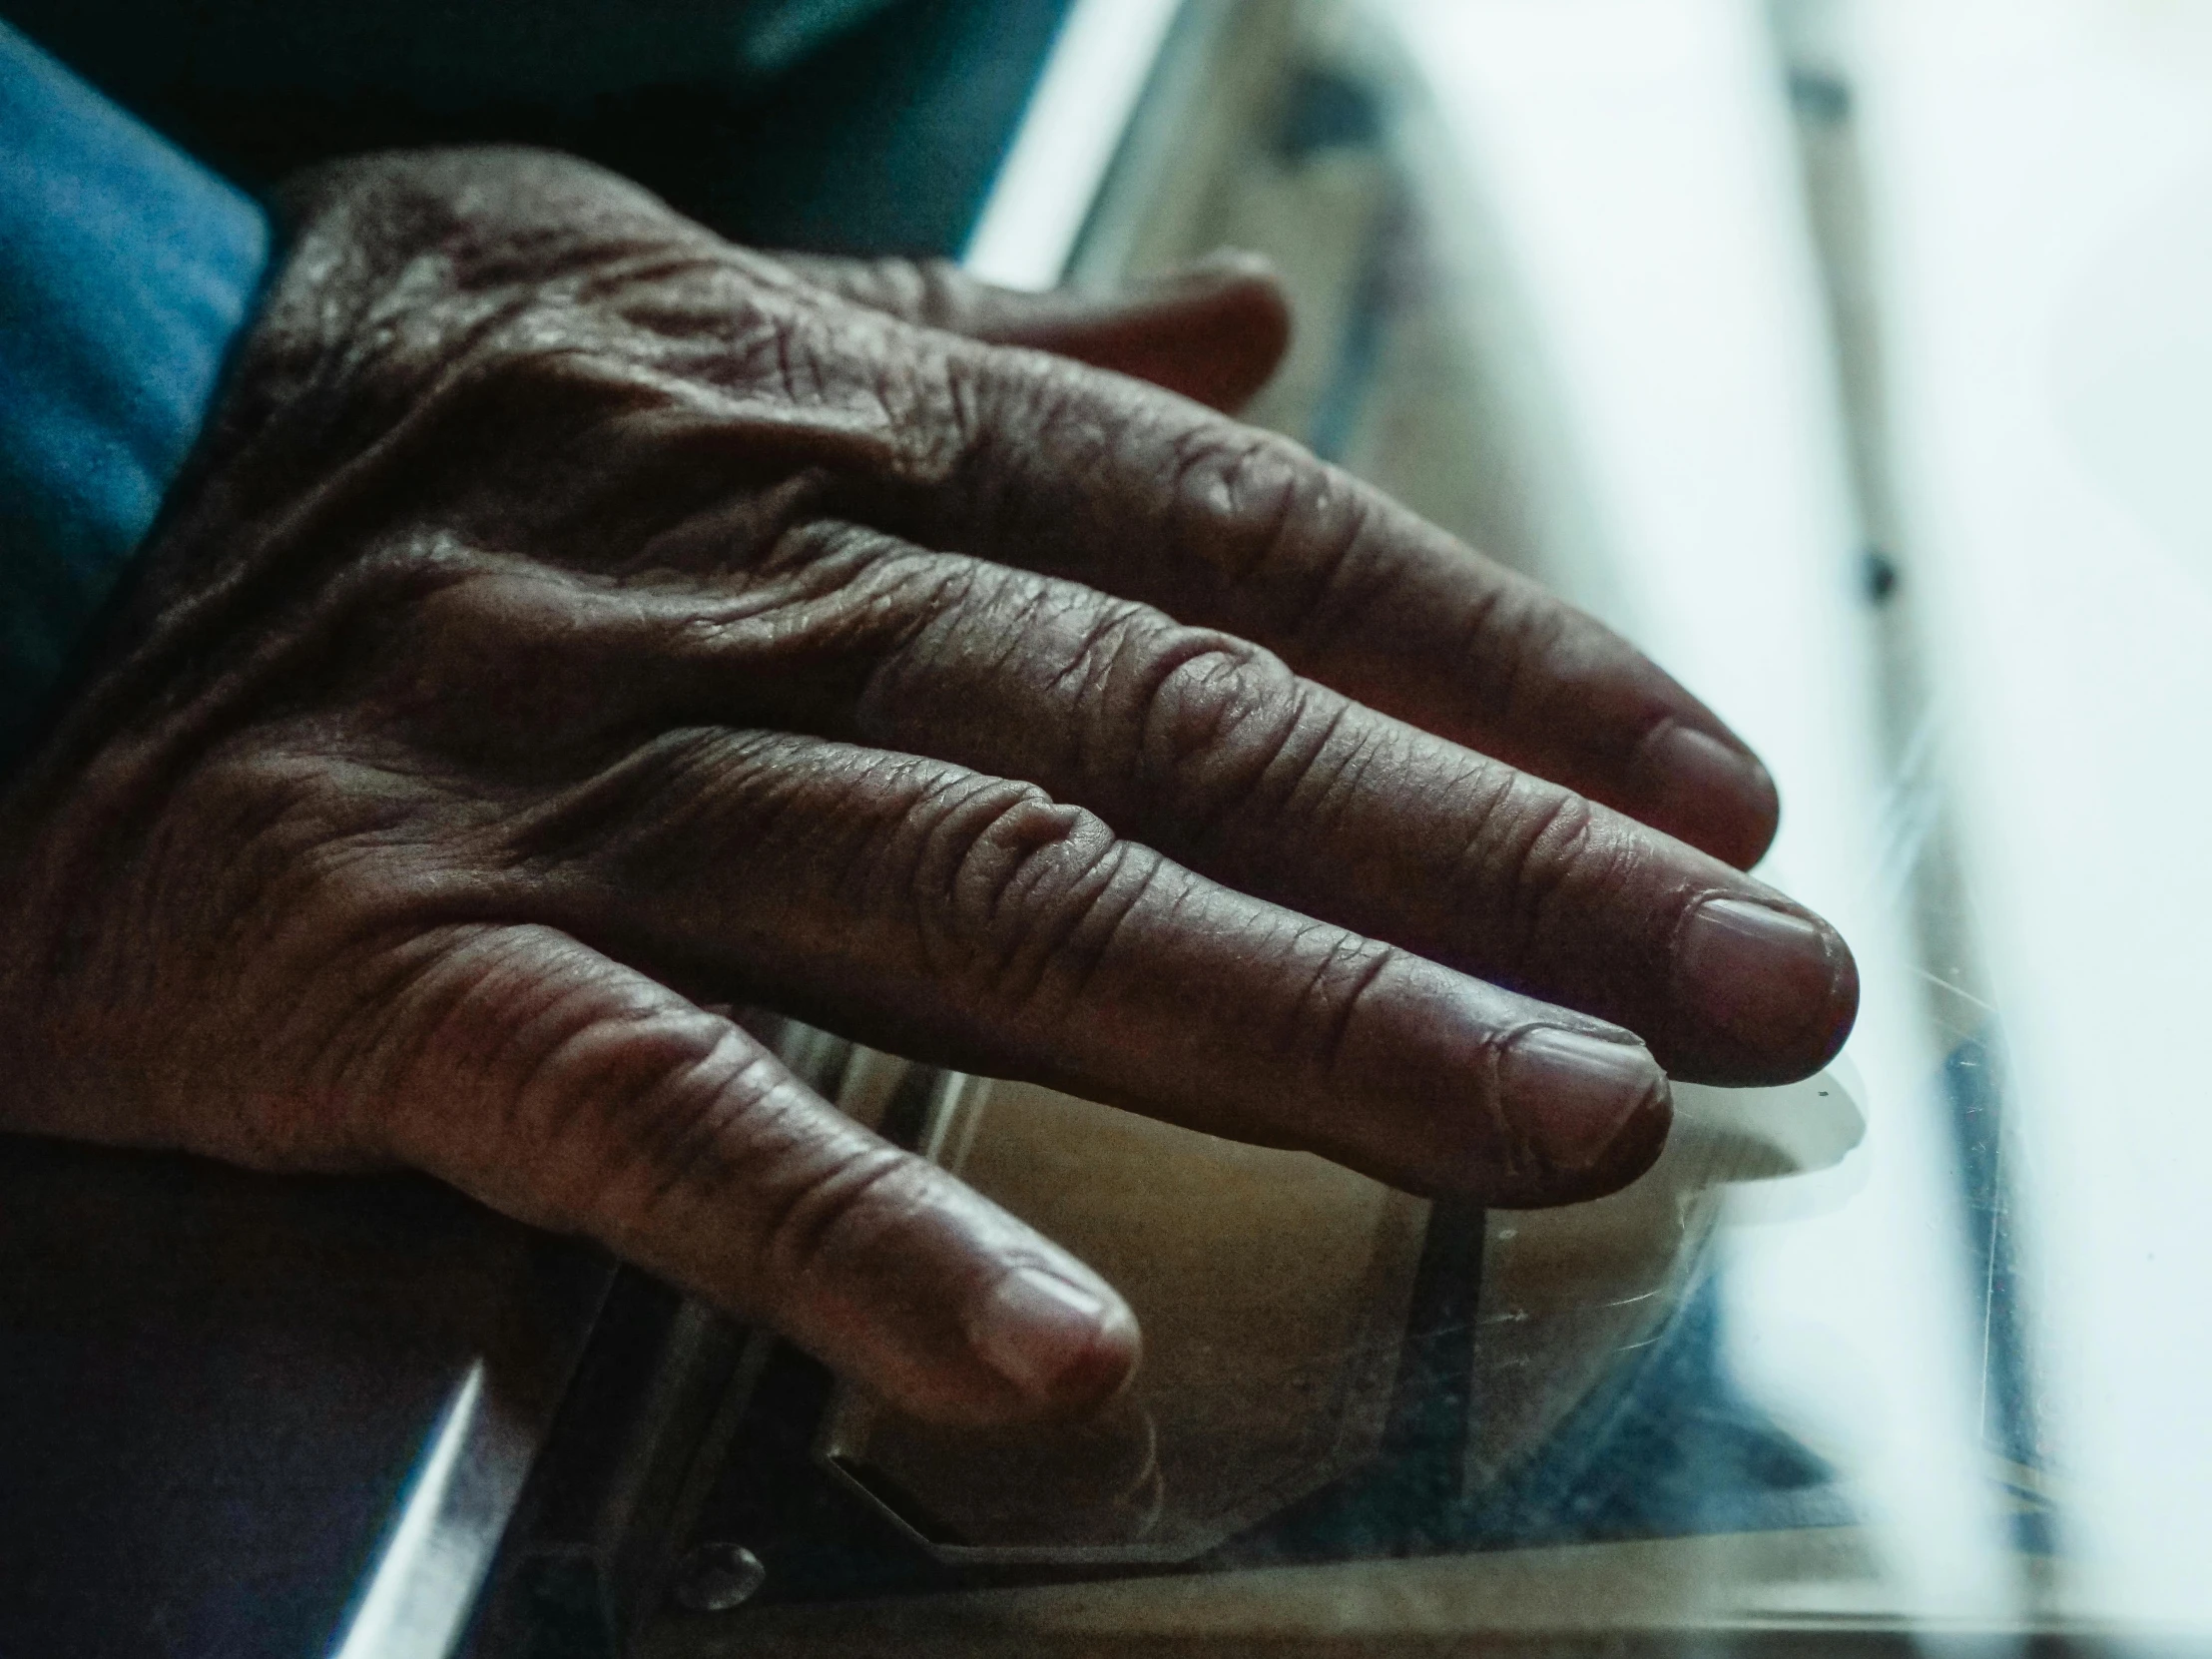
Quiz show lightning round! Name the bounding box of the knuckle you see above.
[929,779,1114,927]
[907,258,970,331]
[1132,629,1333,842]
[843,256,929,317]
[1169,426,1304,564]
[848,323,969,488]
[1458,780,1604,954]
[1294,931,1398,1087]
[848,551,1021,705]
[755,1142,937,1289]
[530,1013,757,1223]
[369,923,962,1306]
[1168,427,1375,612]
[373,928,750,1219]
[907,778,1129,1001]
[786,254,955,331]
[1132,628,1371,857]
[937,341,1048,512]
[1470,582,1574,730]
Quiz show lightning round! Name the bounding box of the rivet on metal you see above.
[670,1542,767,1614]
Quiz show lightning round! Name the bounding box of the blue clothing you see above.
[0,1,1072,772]
[0,19,268,768]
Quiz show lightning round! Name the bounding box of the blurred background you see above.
[980,0,2212,1641]
[968,0,2212,1641]
[7,0,2212,1652]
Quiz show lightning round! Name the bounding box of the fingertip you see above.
[1489,1026,1674,1206]
[1632,722,1782,870]
[1146,253,1294,410]
[962,1264,1142,1422]
[1487,1078,1673,1209]
[1032,253,1292,412]
[1500,1027,1671,1162]
[1157,249,1293,350]
[1670,894,1860,1084]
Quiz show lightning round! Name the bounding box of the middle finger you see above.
[834,549,1856,1085]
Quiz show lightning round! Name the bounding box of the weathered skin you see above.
[0,150,1855,1424]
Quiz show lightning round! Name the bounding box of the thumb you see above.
[779,251,1293,413]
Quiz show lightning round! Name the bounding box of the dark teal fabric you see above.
[1,0,1074,254]
[0,0,1071,771]
[0,19,268,767]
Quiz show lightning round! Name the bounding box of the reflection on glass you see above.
[642,0,2212,1649]
[817,1070,1857,1567]
[821,1074,1425,1562]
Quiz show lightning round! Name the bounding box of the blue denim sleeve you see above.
[0,20,269,768]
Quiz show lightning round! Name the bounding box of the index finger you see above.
[874,347,1780,869]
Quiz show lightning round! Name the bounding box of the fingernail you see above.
[1675,895,1850,1054]
[1640,725,1779,863]
[965,1267,1131,1402]
[1499,1026,1669,1173]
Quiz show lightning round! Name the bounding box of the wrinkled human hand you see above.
[0,150,1854,1425]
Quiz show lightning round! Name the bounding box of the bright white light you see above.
[327,1364,509,1659]
[1377,0,2017,1621]
[962,0,1185,288]
[1852,0,2212,1623]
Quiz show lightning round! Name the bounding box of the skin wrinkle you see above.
[673,735,832,856]
[505,371,799,503]
[1137,640,1306,842]
[1033,847,1164,1025]
[902,774,1039,983]
[356,924,555,1148]
[839,320,967,492]
[1475,783,1605,971]
[810,749,943,919]
[386,580,717,759]
[919,784,1124,1005]
[638,1044,800,1214]
[486,997,694,1208]
[946,567,1052,688]
[742,507,873,580]
[83,359,557,740]
[624,469,832,579]
[830,541,985,674]
[587,1026,773,1215]
[714,1071,910,1258]
[441,938,694,1161]
[1185,660,1350,851]
[1044,593,1149,724]
[1269,520,1398,682]
[1259,470,1387,665]
[0,148,1855,1426]
[563,247,732,308]
[685,1055,838,1227]
[752,1141,920,1295]
[296,923,478,1117]
[1075,603,1182,789]
[1159,424,1301,592]
[220,778,405,958]
[943,345,1089,552]
[692,742,912,914]
[1301,931,1396,1096]
[515,728,774,870]
[1276,697,1379,847]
